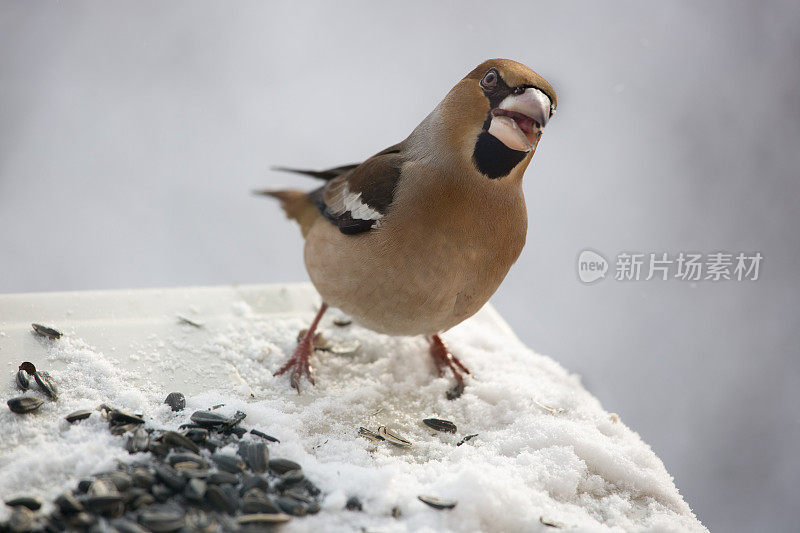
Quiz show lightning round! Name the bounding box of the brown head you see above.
[436,59,557,179]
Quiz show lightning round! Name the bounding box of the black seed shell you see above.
[422,418,458,433]
[65,409,93,423]
[15,370,30,391]
[190,410,230,428]
[250,429,280,443]
[418,494,457,509]
[33,371,59,400]
[268,459,301,475]
[4,496,42,510]
[164,392,186,412]
[7,396,44,414]
[31,323,62,339]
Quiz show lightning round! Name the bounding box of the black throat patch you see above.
[473,131,527,179]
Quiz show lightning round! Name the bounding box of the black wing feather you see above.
[272,164,360,181]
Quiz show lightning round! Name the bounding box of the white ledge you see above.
[0,283,705,531]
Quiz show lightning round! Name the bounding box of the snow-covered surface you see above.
[0,283,705,532]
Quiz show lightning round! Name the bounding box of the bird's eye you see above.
[481,70,498,89]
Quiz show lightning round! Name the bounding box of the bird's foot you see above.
[274,303,328,393]
[273,338,316,393]
[429,334,471,400]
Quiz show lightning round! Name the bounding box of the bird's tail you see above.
[254,189,318,237]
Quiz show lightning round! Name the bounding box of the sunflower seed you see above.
[204,485,238,515]
[181,468,211,480]
[139,505,186,532]
[250,429,280,443]
[239,442,269,473]
[7,396,44,414]
[111,517,150,533]
[211,454,244,474]
[106,471,132,492]
[238,475,268,496]
[203,438,222,453]
[221,410,247,433]
[15,370,30,391]
[377,426,412,447]
[154,465,186,492]
[161,431,200,454]
[18,361,36,374]
[83,494,124,517]
[108,408,145,426]
[345,496,362,511]
[150,484,172,503]
[540,516,565,528]
[242,488,281,514]
[148,441,171,457]
[164,392,186,412]
[66,409,93,423]
[532,398,565,415]
[268,458,301,475]
[422,418,457,433]
[236,513,292,525]
[446,382,465,400]
[228,426,247,438]
[207,471,239,485]
[55,492,84,514]
[131,469,156,489]
[88,478,116,496]
[31,323,62,339]
[168,452,207,470]
[456,433,479,446]
[417,495,457,510]
[275,470,304,490]
[357,427,384,443]
[131,494,156,512]
[176,315,203,328]
[185,428,209,443]
[4,496,42,510]
[189,410,230,428]
[110,422,142,436]
[276,496,307,516]
[33,371,59,400]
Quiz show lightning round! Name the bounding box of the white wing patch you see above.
[327,182,383,221]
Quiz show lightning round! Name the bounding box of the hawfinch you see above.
[260,58,556,398]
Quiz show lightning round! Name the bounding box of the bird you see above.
[258,58,556,398]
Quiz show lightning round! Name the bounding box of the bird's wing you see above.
[309,144,403,235]
[272,164,361,181]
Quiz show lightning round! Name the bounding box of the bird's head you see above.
[437,58,557,179]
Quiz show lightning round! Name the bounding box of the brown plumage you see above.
[259,58,557,397]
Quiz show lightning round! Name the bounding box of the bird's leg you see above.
[274,303,328,392]
[428,334,471,400]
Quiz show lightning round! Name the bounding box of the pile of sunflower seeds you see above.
[1,394,322,532]
[7,361,59,415]
[6,324,64,414]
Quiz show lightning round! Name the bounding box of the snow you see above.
[0,289,705,532]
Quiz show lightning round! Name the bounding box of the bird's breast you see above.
[304,175,527,336]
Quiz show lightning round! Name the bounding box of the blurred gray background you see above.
[1,1,798,530]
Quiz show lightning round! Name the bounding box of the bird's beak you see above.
[487,88,552,152]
